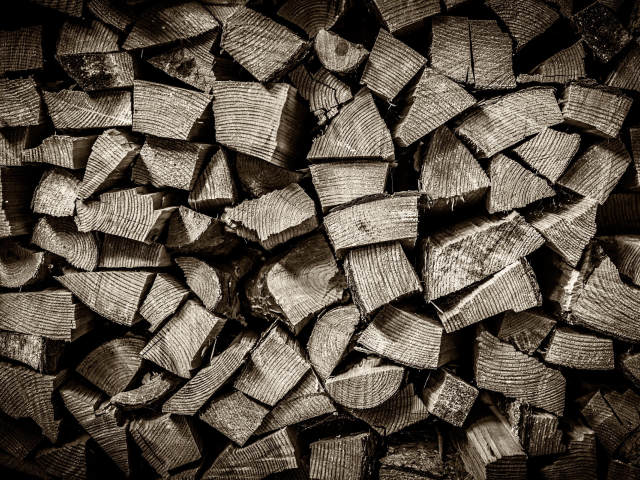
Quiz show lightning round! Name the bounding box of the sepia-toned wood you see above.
[597,194,640,235]
[620,127,640,191]
[518,41,586,84]
[309,431,378,480]
[0,289,93,341]
[606,40,640,93]
[130,413,202,477]
[0,167,40,238]
[22,134,97,170]
[360,28,426,102]
[486,154,555,214]
[31,216,100,271]
[497,308,556,355]
[277,0,347,38]
[474,331,565,415]
[99,235,170,269]
[454,87,563,158]
[188,147,238,212]
[369,0,440,33]
[577,389,629,455]
[544,325,614,370]
[43,89,132,130]
[606,460,640,480]
[0,412,44,460]
[211,82,309,169]
[32,0,83,15]
[422,369,478,427]
[308,86,394,161]
[141,300,226,378]
[0,78,45,128]
[0,26,42,75]
[307,304,360,380]
[357,305,460,369]
[87,0,137,31]
[600,235,640,286]
[163,329,259,415]
[35,434,90,480]
[0,360,67,442]
[537,418,596,480]
[486,0,559,51]
[325,356,404,409]
[429,16,473,84]
[203,427,300,480]
[32,166,80,217]
[572,2,631,63]
[0,332,64,374]
[314,29,369,74]
[1,125,50,167]
[469,19,516,90]
[60,380,131,475]
[56,18,119,55]
[619,351,640,389]
[236,154,304,199]
[110,371,180,411]
[235,325,310,406]
[0,239,49,289]
[560,81,632,138]
[57,52,135,91]
[139,273,189,332]
[57,270,155,326]
[124,0,218,50]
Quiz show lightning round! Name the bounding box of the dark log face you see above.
[2,1,640,479]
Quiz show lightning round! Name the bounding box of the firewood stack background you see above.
[3,0,640,478]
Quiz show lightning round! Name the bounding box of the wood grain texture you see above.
[43,89,132,130]
[277,0,347,38]
[0,239,49,289]
[0,332,64,374]
[34,434,90,480]
[236,153,304,199]
[599,235,640,286]
[314,29,369,74]
[486,0,559,51]
[422,369,478,427]
[309,431,378,480]
[597,193,640,235]
[31,167,79,217]
[0,78,45,128]
[0,412,44,460]
[110,371,180,411]
[22,134,97,169]
[606,40,640,93]
[87,0,137,31]
[469,19,516,90]
[429,16,473,84]
[0,166,41,237]
[518,42,586,84]
[57,52,134,91]
[497,308,556,355]
[139,273,189,332]
[1,125,50,167]
[56,18,120,56]
[32,0,83,15]
[537,418,596,480]
[577,389,630,455]
[99,235,170,269]
[544,325,614,370]
[0,26,42,75]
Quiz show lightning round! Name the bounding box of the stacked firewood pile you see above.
[2,0,640,478]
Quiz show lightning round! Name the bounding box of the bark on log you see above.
[43,89,132,130]
[572,2,631,63]
[314,29,369,74]
[496,308,556,355]
[139,273,190,332]
[517,41,586,84]
[429,16,473,84]
[421,369,478,427]
[309,431,378,480]
[0,332,64,374]
[22,134,97,170]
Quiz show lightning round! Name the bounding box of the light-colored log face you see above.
[315,29,369,74]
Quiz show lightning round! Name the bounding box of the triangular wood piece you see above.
[237,153,304,199]
[497,308,557,355]
[99,235,171,269]
[277,0,348,38]
[22,134,98,169]
[599,235,640,287]
[486,0,559,51]
[517,42,586,84]
[35,435,91,480]
[188,148,238,213]
[139,273,189,332]
[0,238,50,289]
[310,431,378,480]
[31,167,80,217]
[110,371,180,411]
[543,325,614,370]
[1,125,51,167]
[314,29,369,74]
[57,52,135,91]
[606,40,640,93]
[0,413,44,460]
[87,0,137,31]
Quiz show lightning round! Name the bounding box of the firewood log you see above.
[22,134,97,169]
[598,194,640,235]
[56,18,120,56]
[393,67,475,148]
[605,41,640,93]
[620,351,640,389]
[360,29,427,102]
[314,29,369,74]
[544,325,614,370]
[0,413,44,460]
[510,128,580,183]
[234,325,310,406]
[307,87,394,161]
[56,270,156,326]
[0,167,41,238]
[486,154,555,213]
[576,389,631,454]
[0,239,50,288]
[43,89,132,130]
[429,16,473,84]
[57,52,135,91]
[620,127,640,191]
[166,206,241,259]
[141,300,226,378]
[559,82,632,138]
[496,308,556,355]
[572,2,631,63]
[449,392,527,480]
[32,166,80,217]
[344,241,422,316]
[474,331,565,415]
[434,259,542,332]
[469,19,516,90]
[132,81,213,141]
[606,460,640,480]
[76,187,178,243]
[348,383,430,436]
[77,335,146,396]
[324,193,418,257]
[188,147,238,212]
[1,125,51,167]
[325,356,404,409]
[369,0,440,33]
[237,154,304,199]
[486,0,559,51]
[632,1,640,35]
[0,78,46,128]
[31,216,100,271]
[421,369,478,427]
[60,380,131,475]
[203,427,300,480]
[0,289,94,341]
[221,6,309,82]
[175,256,242,321]
[139,273,189,332]
[34,434,91,480]
[200,389,269,446]
[124,0,219,50]
[517,41,586,84]
[0,332,64,374]
[255,369,335,435]
[421,211,544,301]
[307,304,360,380]
[163,329,259,415]
[110,371,180,410]
[99,235,170,269]
[356,304,461,369]
[277,0,348,38]
[289,64,352,126]
[0,360,68,442]
[31,0,83,15]
[309,431,378,480]
[87,0,137,31]
[454,87,563,158]
[600,235,640,286]
[129,413,202,477]
[0,26,42,75]
[211,82,310,169]
[604,389,640,435]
